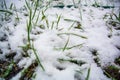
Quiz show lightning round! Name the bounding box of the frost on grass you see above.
[0,0,120,80]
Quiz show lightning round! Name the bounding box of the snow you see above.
[0,0,120,80]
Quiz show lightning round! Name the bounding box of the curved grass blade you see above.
[57,32,87,39]
[0,10,13,15]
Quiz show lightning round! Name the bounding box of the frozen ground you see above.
[0,0,120,80]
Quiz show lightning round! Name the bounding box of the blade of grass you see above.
[27,8,32,46]
[68,22,76,30]
[64,18,78,22]
[9,3,13,10]
[45,18,49,28]
[56,14,62,29]
[35,10,40,25]
[57,32,87,39]
[0,9,13,15]
[113,13,120,22]
[51,21,54,30]
[85,67,91,80]
[58,58,85,66]
[2,60,14,78]
[25,0,31,11]
[32,0,39,19]
[55,43,84,50]
[41,10,46,21]
[104,70,117,80]
[62,37,70,51]
[32,44,45,71]
[3,0,7,9]
[66,43,84,50]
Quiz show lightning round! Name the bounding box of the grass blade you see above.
[3,0,7,9]
[51,21,54,30]
[58,32,87,39]
[0,9,13,15]
[68,22,76,30]
[25,0,31,11]
[35,10,40,25]
[64,18,78,22]
[85,67,91,80]
[32,0,39,19]
[56,14,61,29]
[66,43,84,50]
[32,44,45,71]
[63,37,70,51]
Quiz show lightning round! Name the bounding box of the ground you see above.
[0,0,120,80]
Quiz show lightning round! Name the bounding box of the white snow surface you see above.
[0,0,120,80]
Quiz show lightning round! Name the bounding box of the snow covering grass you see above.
[0,0,120,80]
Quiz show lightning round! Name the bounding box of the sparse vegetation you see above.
[0,0,120,80]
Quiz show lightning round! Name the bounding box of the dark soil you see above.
[103,65,120,80]
[0,60,23,80]
[115,56,120,66]
[19,61,38,80]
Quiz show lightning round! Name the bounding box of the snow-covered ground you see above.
[0,0,120,80]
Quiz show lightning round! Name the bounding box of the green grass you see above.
[58,58,85,66]
[3,0,7,9]
[9,3,13,10]
[32,0,39,20]
[25,0,45,71]
[55,43,84,51]
[64,18,78,22]
[2,60,14,78]
[56,14,62,29]
[68,22,76,30]
[57,32,87,39]
[32,44,45,71]
[51,21,55,30]
[104,71,117,80]
[0,10,13,15]
[35,10,40,26]
[26,9,32,46]
[62,37,70,51]
[85,67,91,80]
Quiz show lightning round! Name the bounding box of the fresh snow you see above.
[0,0,120,80]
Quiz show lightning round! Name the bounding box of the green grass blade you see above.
[66,43,84,50]
[9,3,13,10]
[41,10,46,21]
[32,0,39,19]
[85,67,91,80]
[113,13,120,22]
[0,9,13,15]
[51,21,54,30]
[25,0,31,11]
[104,70,117,80]
[55,43,84,51]
[58,32,87,39]
[35,10,40,25]
[45,19,49,28]
[56,14,61,29]
[32,44,45,71]
[64,18,78,22]
[68,22,76,30]
[3,0,7,9]
[63,37,70,51]
[2,61,14,78]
